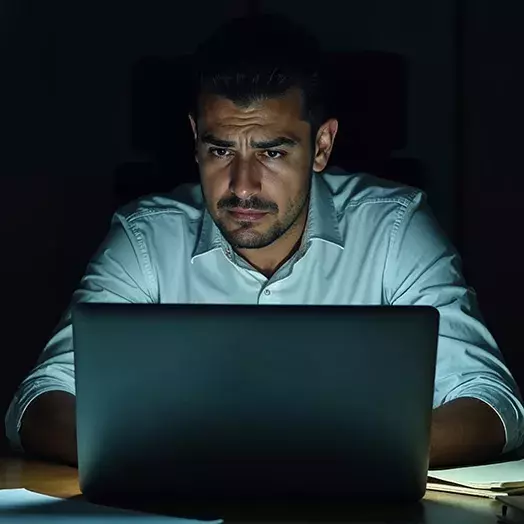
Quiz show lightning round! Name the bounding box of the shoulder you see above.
[114,183,205,227]
[109,183,206,252]
[320,167,424,217]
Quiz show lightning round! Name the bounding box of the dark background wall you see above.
[460,0,524,388]
[1,0,523,451]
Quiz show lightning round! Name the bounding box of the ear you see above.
[312,118,338,173]
[188,114,198,140]
[188,114,199,163]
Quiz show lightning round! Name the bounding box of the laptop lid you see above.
[73,304,438,508]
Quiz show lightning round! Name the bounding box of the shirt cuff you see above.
[445,386,524,454]
[5,380,76,452]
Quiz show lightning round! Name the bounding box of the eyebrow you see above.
[200,133,300,149]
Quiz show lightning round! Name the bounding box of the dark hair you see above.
[190,13,327,136]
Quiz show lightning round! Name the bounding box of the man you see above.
[6,14,523,468]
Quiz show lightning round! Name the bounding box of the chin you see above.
[229,231,263,247]
[228,230,273,250]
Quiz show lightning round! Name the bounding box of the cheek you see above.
[200,165,231,202]
[263,170,307,208]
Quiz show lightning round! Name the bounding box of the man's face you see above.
[191,89,335,250]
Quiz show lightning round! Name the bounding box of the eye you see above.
[209,148,233,158]
[262,150,286,160]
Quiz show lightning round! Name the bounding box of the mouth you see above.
[227,208,269,222]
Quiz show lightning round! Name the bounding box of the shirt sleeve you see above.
[4,212,156,451]
[384,191,524,453]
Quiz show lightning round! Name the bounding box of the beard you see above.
[211,183,311,250]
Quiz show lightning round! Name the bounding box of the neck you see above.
[237,210,308,278]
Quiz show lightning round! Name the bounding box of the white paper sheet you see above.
[428,458,524,489]
[0,489,222,523]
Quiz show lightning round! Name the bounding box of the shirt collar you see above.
[191,210,222,263]
[191,172,344,263]
[303,172,344,250]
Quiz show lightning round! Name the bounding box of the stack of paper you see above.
[427,458,524,499]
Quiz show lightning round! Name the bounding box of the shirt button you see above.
[264,289,271,296]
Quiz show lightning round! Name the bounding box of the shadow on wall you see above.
[113,50,428,207]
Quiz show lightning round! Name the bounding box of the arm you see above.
[384,192,524,465]
[429,397,505,468]
[5,212,156,464]
[20,391,77,466]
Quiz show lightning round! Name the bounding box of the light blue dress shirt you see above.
[5,169,524,452]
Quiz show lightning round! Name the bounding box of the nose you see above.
[228,158,262,199]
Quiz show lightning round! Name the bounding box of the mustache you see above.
[217,195,279,213]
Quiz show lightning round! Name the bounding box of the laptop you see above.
[72,303,438,513]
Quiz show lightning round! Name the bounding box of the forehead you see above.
[196,89,310,138]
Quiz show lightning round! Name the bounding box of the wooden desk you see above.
[0,456,504,522]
